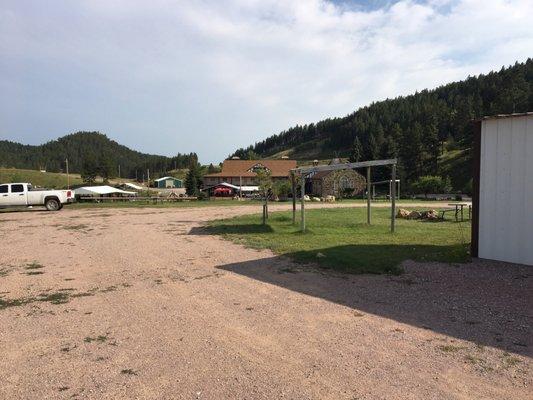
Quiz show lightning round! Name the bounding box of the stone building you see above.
[307,168,366,198]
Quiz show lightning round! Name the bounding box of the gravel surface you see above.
[0,203,531,399]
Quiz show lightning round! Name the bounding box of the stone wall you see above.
[312,169,366,197]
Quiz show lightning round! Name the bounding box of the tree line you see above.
[232,59,533,191]
[0,132,198,181]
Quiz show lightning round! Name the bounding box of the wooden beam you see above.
[367,166,371,225]
[291,173,296,225]
[391,164,396,233]
[292,158,397,175]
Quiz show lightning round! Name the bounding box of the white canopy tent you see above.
[74,186,137,196]
[205,182,260,193]
[122,182,143,190]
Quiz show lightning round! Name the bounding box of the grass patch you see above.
[502,353,521,368]
[438,344,465,353]
[207,208,471,274]
[0,266,13,277]
[24,262,45,275]
[84,335,108,343]
[0,297,28,309]
[120,368,138,376]
[25,262,45,270]
[38,292,70,304]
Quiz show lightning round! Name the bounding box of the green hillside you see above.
[0,168,83,188]
[0,132,197,180]
[232,59,533,191]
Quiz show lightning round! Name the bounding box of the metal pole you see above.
[367,167,371,225]
[300,173,306,232]
[291,173,296,225]
[391,164,396,233]
[239,176,242,200]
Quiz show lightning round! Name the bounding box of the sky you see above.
[1,0,532,163]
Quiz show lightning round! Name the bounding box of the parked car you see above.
[0,183,75,211]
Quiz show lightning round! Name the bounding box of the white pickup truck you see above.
[0,183,75,211]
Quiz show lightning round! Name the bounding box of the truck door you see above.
[0,184,9,206]
[8,184,28,206]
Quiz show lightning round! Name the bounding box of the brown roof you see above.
[204,159,297,178]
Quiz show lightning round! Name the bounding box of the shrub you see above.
[412,175,452,198]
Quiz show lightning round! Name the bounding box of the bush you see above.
[411,175,452,198]
[272,180,292,199]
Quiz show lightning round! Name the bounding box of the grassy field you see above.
[66,198,431,210]
[0,168,84,188]
[207,207,471,274]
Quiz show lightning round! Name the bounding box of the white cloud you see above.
[1,0,532,162]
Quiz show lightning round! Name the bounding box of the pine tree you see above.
[81,155,98,184]
[367,133,379,160]
[185,162,202,196]
[402,122,424,183]
[349,136,364,163]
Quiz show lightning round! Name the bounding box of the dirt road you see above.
[0,204,531,399]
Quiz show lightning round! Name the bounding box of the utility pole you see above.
[65,158,70,189]
[118,164,121,179]
[147,169,150,188]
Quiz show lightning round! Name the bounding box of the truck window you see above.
[0,185,7,193]
[11,184,24,193]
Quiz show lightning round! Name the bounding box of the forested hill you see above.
[232,59,533,190]
[0,132,197,179]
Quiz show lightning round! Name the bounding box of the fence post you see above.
[367,167,371,225]
[391,164,396,233]
[300,174,306,232]
[291,173,296,225]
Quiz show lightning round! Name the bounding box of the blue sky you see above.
[1,0,532,163]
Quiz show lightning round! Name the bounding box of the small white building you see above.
[472,112,533,266]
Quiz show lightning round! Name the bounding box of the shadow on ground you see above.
[190,224,274,235]
[216,249,532,357]
[0,208,48,214]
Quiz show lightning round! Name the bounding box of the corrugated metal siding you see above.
[478,115,533,265]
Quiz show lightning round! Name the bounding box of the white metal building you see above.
[472,112,533,266]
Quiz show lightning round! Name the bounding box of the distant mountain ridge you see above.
[0,132,197,179]
[232,59,533,190]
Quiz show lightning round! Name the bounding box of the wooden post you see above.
[366,167,371,225]
[300,174,306,232]
[291,173,296,225]
[391,164,396,233]
[397,179,400,200]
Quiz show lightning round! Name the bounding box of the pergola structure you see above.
[290,159,398,232]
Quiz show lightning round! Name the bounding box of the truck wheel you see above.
[45,198,60,211]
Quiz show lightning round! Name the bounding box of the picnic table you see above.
[440,202,472,221]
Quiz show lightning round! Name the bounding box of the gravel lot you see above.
[0,203,531,399]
